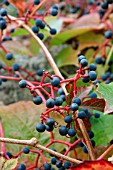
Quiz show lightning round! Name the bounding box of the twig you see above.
[97,144,113,160]
[0,137,82,164]
[77,118,96,160]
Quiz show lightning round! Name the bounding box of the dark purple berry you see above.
[46,98,55,108]
[33,96,42,105]
[64,116,72,123]
[59,126,68,136]
[51,77,60,87]
[68,129,76,137]
[5,53,13,60]
[36,123,46,132]
[23,147,30,154]
[18,80,27,88]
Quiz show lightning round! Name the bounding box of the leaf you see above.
[3,41,33,56]
[29,38,40,55]
[81,98,105,112]
[2,158,18,170]
[90,112,113,145]
[0,157,5,169]
[9,0,25,16]
[76,85,93,100]
[70,160,113,170]
[97,83,113,114]
[56,46,79,68]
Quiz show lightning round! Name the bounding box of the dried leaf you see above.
[9,0,25,16]
[0,156,5,169]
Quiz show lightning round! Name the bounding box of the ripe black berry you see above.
[46,98,55,108]
[43,163,51,170]
[89,63,96,71]
[78,111,86,119]
[64,116,72,123]
[95,57,102,64]
[60,95,66,101]
[56,161,62,168]
[0,20,7,30]
[89,71,97,81]
[12,63,20,71]
[6,151,13,158]
[55,97,63,106]
[46,125,54,132]
[5,53,13,60]
[3,0,10,5]
[94,112,100,118]
[37,33,44,40]
[101,2,108,9]
[36,123,46,132]
[0,8,7,16]
[50,9,58,16]
[35,19,42,27]
[32,26,39,33]
[23,147,30,154]
[51,77,60,87]
[34,0,40,5]
[46,118,55,126]
[68,128,76,137]
[89,92,97,98]
[64,162,71,169]
[70,103,79,111]
[36,69,43,76]
[51,157,57,164]
[104,30,112,39]
[78,55,86,63]
[80,59,88,67]
[50,28,57,35]
[82,145,88,153]
[72,97,81,106]
[33,96,42,105]
[17,164,26,170]
[59,126,68,136]
[18,80,27,88]
[58,88,65,95]
[87,130,94,139]
[91,140,95,147]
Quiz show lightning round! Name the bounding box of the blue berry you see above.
[50,9,58,16]
[33,96,42,105]
[101,74,108,81]
[18,80,27,88]
[56,161,62,168]
[89,71,97,81]
[87,130,94,138]
[6,151,13,158]
[64,162,71,169]
[37,33,44,40]
[72,97,81,106]
[0,8,7,16]
[51,77,60,87]
[32,26,39,33]
[12,63,20,71]
[78,55,86,63]
[58,88,65,95]
[89,92,97,98]
[101,2,108,9]
[89,63,96,71]
[50,28,57,35]
[64,116,72,123]
[59,126,68,136]
[36,69,43,76]
[46,98,55,108]
[0,20,7,30]
[5,53,13,60]
[94,112,100,118]
[3,0,10,5]
[70,103,79,111]
[78,141,84,147]
[82,145,88,153]
[53,5,59,10]
[55,97,63,106]
[105,30,112,39]
[46,118,55,126]
[95,57,102,64]
[51,157,57,164]
[10,28,15,33]
[60,94,66,101]
[34,0,40,5]
[40,21,45,29]
[46,125,54,132]
[91,139,95,147]
[78,111,86,119]
[80,59,88,67]
[82,77,90,83]
[36,123,46,132]
[35,19,42,27]
[43,163,51,170]
[23,147,30,154]
[17,164,26,170]
[68,129,76,137]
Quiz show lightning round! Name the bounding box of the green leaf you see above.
[50,28,94,46]
[2,158,18,170]
[11,28,28,36]
[56,46,78,67]
[97,83,113,114]
[29,38,40,55]
[90,112,113,145]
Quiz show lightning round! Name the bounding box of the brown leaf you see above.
[9,0,25,16]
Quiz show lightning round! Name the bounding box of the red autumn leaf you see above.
[70,160,113,170]
[81,98,106,112]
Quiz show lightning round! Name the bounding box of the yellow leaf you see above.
[0,156,5,169]
[2,158,18,170]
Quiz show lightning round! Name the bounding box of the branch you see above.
[0,137,82,164]
[97,144,113,160]
[77,118,96,160]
